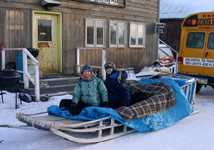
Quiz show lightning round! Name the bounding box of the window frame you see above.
[91,0,119,4]
[85,18,106,48]
[208,32,214,49]
[186,32,205,49]
[38,19,53,42]
[129,22,146,48]
[109,20,127,48]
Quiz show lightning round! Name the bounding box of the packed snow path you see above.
[0,87,214,150]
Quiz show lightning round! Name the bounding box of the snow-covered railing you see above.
[1,48,40,101]
[76,48,107,79]
[76,47,137,80]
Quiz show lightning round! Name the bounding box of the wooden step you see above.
[22,75,78,101]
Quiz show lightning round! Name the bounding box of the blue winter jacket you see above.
[104,70,131,108]
[73,77,108,106]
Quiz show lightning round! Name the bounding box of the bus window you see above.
[208,33,214,49]
[186,32,205,49]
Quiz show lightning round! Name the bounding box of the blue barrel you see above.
[16,52,23,80]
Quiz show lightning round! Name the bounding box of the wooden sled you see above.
[16,112,134,144]
[16,76,196,144]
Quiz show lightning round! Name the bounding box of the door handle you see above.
[205,52,208,57]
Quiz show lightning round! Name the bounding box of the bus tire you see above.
[196,83,202,93]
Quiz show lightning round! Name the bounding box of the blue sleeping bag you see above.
[48,76,193,132]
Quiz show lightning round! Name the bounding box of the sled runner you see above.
[16,76,197,144]
[16,112,134,143]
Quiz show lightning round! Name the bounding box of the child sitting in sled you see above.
[59,64,109,115]
[104,62,132,108]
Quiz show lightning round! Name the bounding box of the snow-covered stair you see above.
[24,75,79,101]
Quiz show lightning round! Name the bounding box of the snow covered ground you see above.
[0,86,214,150]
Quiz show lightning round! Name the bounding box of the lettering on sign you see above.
[184,57,214,68]
[79,0,121,6]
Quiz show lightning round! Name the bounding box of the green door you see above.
[32,12,62,75]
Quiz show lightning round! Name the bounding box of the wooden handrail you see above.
[76,48,106,79]
[1,48,40,101]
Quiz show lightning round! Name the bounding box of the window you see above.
[96,21,104,45]
[129,23,146,47]
[86,20,94,45]
[86,19,105,47]
[110,0,119,5]
[186,32,205,49]
[38,19,52,41]
[208,32,214,49]
[109,21,127,47]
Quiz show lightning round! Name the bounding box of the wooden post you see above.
[35,64,40,101]
[76,48,80,74]
[1,49,5,70]
[22,51,29,89]
[175,54,178,74]
[192,78,197,105]
[101,49,106,80]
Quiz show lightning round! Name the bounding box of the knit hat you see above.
[104,62,116,70]
[81,64,93,73]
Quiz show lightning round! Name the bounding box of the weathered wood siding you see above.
[4,9,31,48]
[0,0,159,73]
[160,19,183,51]
[0,7,31,64]
[0,8,5,45]
[107,48,146,70]
[62,13,85,72]
[79,48,103,67]
[61,0,159,73]
[79,47,151,71]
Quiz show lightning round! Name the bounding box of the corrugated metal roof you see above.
[160,0,214,19]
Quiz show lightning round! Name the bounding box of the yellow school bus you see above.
[178,11,214,92]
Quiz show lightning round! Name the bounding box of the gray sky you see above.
[160,0,214,18]
[177,0,214,11]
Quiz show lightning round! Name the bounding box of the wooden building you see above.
[160,18,183,51]
[0,0,159,75]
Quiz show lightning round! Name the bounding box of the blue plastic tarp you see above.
[48,76,193,133]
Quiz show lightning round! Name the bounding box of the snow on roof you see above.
[160,0,214,19]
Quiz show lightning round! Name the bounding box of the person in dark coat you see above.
[104,62,132,109]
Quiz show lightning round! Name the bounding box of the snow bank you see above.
[0,87,214,150]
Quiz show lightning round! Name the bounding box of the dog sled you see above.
[16,76,196,144]
[16,112,134,144]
